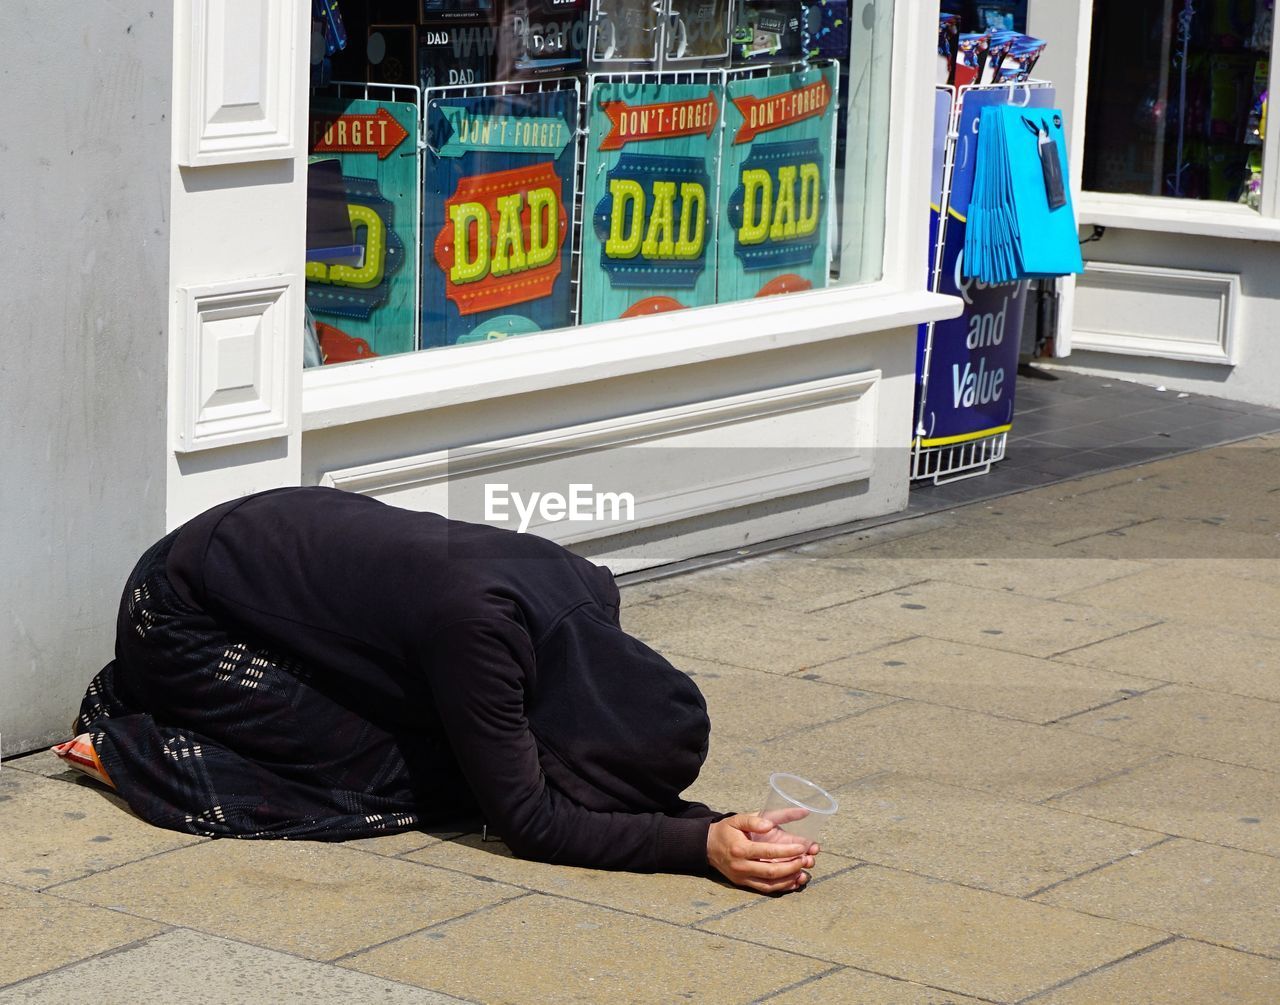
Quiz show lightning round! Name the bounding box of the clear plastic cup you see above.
[752,772,839,846]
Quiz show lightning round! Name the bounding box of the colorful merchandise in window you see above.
[718,63,838,300]
[580,79,722,321]
[423,86,579,346]
[306,97,420,359]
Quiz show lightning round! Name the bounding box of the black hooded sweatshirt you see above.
[165,486,719,873]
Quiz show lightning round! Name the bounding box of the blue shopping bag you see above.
[964,104,1082,283]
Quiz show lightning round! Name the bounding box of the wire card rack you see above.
[423,76,585,333]
[323,79,425,351]
[912,78,1054,486]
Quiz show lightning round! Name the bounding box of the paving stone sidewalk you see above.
[3,435,1279,1003]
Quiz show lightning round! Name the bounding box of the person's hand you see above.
[707,812,819,894]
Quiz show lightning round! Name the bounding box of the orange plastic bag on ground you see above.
[51,734,115,789]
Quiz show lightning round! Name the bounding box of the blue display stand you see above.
[912,80,1055,484]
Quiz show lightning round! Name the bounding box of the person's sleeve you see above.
[426,617,713,873]
[576,557,622,627]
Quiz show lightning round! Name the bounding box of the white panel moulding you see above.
[320,371,881,547]
[1072,262,1240,365]
[179,0,300,166]
[176,276,295,451]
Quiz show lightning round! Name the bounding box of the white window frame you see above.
[1072,3,1280,243]
[300,1,958,431]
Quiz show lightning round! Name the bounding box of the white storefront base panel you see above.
[1046,228,1280,410]
[1072,262,1239,366]
[303,325,920,573]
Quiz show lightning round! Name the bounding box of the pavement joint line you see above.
[328,888,537,965]
[757,697,908,744]
[1160,677,1280,708]
[1011,934,1180,1004]
[846,765,1238,861]
[651,650,762,674]
[1036,753,1174,806]
[35,881,191,931]
[1041,727,1280,779]
[1035,562,1163,602]
[388,833,468,857]
[0,925,178,994]
[1176,935,1280,963]
[748,961,1009,1005]
[632,640,879,681]
[8,923,479,1005]
[1045,619,1168,661]
[346,850,826,942]
[1048,517,1164,548]
[782,638,920,676]
[782,635,924,676]
[802,578,935,614]
[739,669,898,705]
[34,835,209,894]
[1024,800,1280,865]
[811,841,1180,905]
[829,763,1175,842]
[336,864,863,974]
[42,870,520,978]
[701,911,1010,1005]
[747,963,845,1004]
[691,862,866,929]
[1040,681,1176,727]
[780,676,1186,730]
[1020,836,1179,902]
[339,839,450,862]
[829,768,896,793]
[718,850,1192,932]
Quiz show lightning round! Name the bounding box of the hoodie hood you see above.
[525,605,711,814]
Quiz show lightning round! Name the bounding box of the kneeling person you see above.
[68,487,815,893]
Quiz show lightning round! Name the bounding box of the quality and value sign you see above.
[717,64,837,302]
[915,85,1055,449]
[580,77,723,323]
[424,86,578,347]
[306,98,419,358]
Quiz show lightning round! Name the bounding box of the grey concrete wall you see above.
[1,4,173,754]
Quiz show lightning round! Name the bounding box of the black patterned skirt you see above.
[75,531,474,839]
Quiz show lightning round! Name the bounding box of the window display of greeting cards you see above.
[302,0,892,366]
[499,0,590,78]
[423,86,579,346]
[717,63,838,301]
[580,77,723,322]
[306,97,420,360]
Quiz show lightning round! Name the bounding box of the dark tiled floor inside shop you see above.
[906,364,1280,512]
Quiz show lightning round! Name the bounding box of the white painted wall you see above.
[1047,229,1280,408]
[163,0,309,525]
[1025,0,1090,166]
[1,4,174,754]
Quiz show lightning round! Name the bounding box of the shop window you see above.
[1083,0,1272,205]
[301,0,894,366]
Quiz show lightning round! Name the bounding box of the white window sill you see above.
[302,284,959,431]
[1078,193,1280,243]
